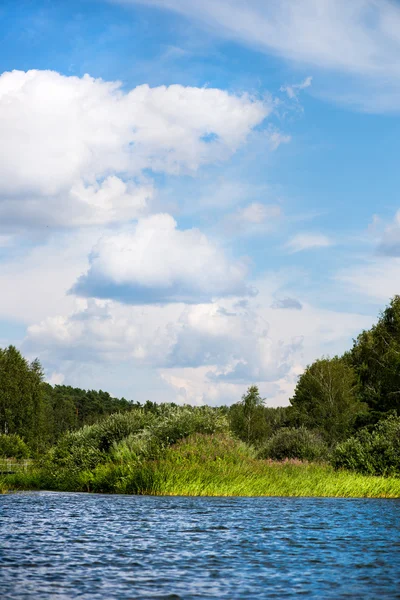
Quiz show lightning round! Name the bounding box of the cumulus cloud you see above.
[285,233,333,253]
[24,289,372,405]
[0,69,270,230]
[24,299,176,365]
[0,230,98,323]
[72,213,254,304]
[26,298,299,383]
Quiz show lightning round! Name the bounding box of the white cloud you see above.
[338,257,400,303]
[120,0,400,75]
[23,287,372,405]
[266,127,292,150]
[72,213,254,304]
[376,210,400,256]
[25,299,177,365]
[47,372,65,386]
[281,76,313,99]
[222,201,282,237]
[285,233,333,253]
[238,202,281,224]
[0,230,97,323]
[0,69,270,230]
[0,235,13,248]
[119,0,400,111]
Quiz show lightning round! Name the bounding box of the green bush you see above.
[332,414,400,476]
[111,406,228,462]
[0,434,30,458]
[41,409,155,475]
[41,405,228,482]
[150,406,228,446]
[257,427,328,461]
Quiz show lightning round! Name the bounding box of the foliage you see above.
[6,433,400,498]
[39,404,228,489]
[290,356,366,443]
[349,295,400,418]
[4,297,400,494]
[229,385,271,446]
[42,409,155,472]
[333,414,400,476]
[41,384,134,446]
[257,427,328,461]
[0,346,44,452]
[0,433,30,458]
[0,344,135,453]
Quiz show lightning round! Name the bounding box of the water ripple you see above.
[0,493,399,598]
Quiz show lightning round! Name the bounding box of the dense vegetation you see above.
[2,297,400,496]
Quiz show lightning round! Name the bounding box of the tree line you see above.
[0,347,132,455]
[1,296,400,470]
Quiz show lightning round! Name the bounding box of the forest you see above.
[1,296,400,496]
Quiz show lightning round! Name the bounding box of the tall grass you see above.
[5,434,400,498]
[142,434,400,498]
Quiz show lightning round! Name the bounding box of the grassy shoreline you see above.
[2,435,400,498]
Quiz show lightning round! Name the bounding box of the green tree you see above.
[229,385,269,446]
[349,296,400,419]
[0,346,44,450]
[290,357,366,443]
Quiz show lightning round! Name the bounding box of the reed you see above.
[4,434,400,498]
[140,434,400,498]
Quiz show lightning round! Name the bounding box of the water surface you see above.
[1,492,399,598]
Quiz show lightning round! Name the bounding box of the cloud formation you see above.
[377,210,400,256]
[0,70,269,230]
[24,293,372,404]
[285,233,333,253]
[72,213,254,304]
[280,76,313,100]
[122,0,400,74]
[120,0,400,111]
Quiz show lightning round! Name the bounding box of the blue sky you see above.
[1,0,400,405]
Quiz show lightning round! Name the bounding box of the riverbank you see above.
[2,434,400,498]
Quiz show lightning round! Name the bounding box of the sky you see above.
[1,0,400,406]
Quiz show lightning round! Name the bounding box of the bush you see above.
[257,427,328,462]
[150,406,228,446]
[0,434,30,459]
[111,406,228,463]
[42,405,228,478]
[41,409,155,473]
[332,414,400,476]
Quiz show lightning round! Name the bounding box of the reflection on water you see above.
[1,492,399,598]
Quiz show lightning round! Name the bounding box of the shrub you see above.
[0,434,30,458]
[42,405,228,477]
[150,406,228,447]
[332,414,400,476]
[41,409,155,473]
[110,406,229,463]
[257,427,328,462]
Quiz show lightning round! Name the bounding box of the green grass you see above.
[3,434,400,498]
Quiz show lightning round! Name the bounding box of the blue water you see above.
[0,493,399,598]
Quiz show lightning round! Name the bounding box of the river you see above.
[1,492,399,598]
